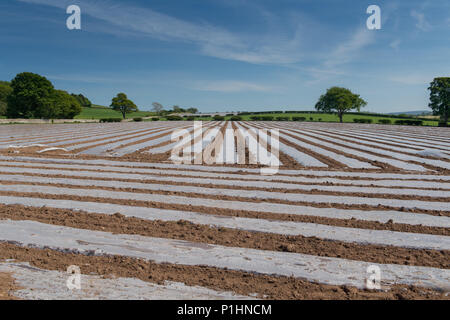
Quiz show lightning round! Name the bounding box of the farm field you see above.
[0,121,449,300]
[69,106,443,127]
[233,113,441,126]
[74,106,155,120]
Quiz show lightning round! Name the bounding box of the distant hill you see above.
[387,110,432,116]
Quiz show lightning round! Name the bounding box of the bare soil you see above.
[0,243,448,300]
[0,272,19,300]
[0,204,448,268]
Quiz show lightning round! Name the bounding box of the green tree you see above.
[186,107,198,114]
[152,102,164,115]
[315,87,367,123]
[71,93,92,108]
[428,77,450,125]
[110,93,138,119]
[0,81,12,116]
[172,105,185,113]
[51,90,82,119]
[6,72,55,118]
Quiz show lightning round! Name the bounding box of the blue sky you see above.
[0,0,449,113]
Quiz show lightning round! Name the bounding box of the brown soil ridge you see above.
[120,123,218,162]
[1,162,450,185]
[293,128,450,174]
[0,243,448,300]
[253,122,398,171]
[1,180,448,218]
[61,127,163,149]
[54,127,160,147]
[241,122,346,169]
[320,130,426,151]
[1,171,449,203]
[116,126,192,151]
[347,127,450,143]
[0,271,20,300]
[314,128,450,154]
[302,128,450,165]
[70,127,173,154]
[0,190,448,235]
[2,164,450,191]
[0,204,449,268]
[2,151,450,175]
[236,122,306,169]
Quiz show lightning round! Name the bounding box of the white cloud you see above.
[410,10,431,31]
[324,28,374,68]
[17,0,303,65]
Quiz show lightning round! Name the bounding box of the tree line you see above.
[1,72,448,124]
[151,102,198,117]
[314,78,448,126]
[0,72,200,120]
[0,72,92,119]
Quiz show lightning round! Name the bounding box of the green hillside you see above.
[75,105,155,119]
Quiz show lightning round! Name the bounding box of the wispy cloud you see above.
[324,28,374,68]
[410,10,431,31]
[18,0,303,65]
[19,0,238,44]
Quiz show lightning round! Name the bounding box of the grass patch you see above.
[223,112,441,126]
[2,107,446,127]
[75,106,155,120]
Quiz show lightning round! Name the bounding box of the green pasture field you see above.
[169,112,440,126]
[75,105,155,119]
[233,112,440,126]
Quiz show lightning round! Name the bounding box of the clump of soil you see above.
[0,271,20,300]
